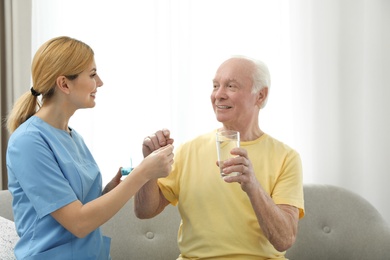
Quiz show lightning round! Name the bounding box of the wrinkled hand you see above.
[139,144,175,180]
[142,128,174,158]
[102,167,123,195]
[217,147,260,193]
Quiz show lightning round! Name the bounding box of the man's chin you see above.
[215,115,228,123]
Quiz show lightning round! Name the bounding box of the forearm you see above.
[52,167,149,238]
[247,186,298,252]
[134,179,168,219]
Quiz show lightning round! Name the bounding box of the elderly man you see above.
[134,56,304,259]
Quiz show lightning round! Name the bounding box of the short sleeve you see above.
[7,132,77,218]
[272,150,305,219]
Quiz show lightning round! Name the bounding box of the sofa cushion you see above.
[0,216,18,260]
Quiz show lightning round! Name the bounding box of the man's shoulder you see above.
[262,134,299,155]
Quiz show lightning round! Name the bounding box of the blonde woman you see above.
[6,36,174,260]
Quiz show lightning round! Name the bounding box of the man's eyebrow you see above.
[213,78,239,83]
[227,78,239,83]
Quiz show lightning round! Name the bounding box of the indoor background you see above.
[1,0,389,223]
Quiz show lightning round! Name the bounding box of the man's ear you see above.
[56,76,70,94]
[256,87,268,107]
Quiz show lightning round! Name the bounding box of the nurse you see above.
[6,36,174,259]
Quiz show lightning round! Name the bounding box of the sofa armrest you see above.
[286,184,390,260]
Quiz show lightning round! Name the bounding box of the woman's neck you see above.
[35,104,72,132]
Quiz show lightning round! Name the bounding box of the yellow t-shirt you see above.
[158,130,304,260]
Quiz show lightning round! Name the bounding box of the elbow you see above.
[134,188,169,219]
[134,201,167,219]
[134,211,151,219]
[71,226,92,239]
[134,205,157,219]
[134,208,148,219]
[134,199,149,219]
[68,229,89,239]
[134,196,164,219]
[272,234,297,252]
[67,220,95,238]
[74,232,89,239]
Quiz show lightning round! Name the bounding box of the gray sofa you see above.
[1,184,390,259]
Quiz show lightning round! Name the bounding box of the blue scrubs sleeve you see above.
[7,131,77,218]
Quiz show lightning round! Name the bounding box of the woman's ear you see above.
[256,87,268,107]
[56,76,70,94]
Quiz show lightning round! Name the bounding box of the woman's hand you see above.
[102,168,122,195]
[138,144,174,180]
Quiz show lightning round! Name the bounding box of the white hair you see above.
[231,55,271,108]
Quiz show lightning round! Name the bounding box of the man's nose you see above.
[214,86,227,99]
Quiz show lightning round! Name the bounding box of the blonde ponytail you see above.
[6,91,41,134]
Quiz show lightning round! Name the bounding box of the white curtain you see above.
[1,0,32,189]
[289,0,390,223]
[30,0,390,222]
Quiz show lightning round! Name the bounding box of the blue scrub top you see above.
[6,116,111,260]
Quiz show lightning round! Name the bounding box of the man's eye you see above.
[91,73,97,77]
